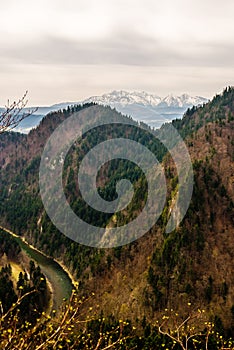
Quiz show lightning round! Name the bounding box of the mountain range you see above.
[2,90,208,133]
[83,90,207,108]
[83,91,208,128]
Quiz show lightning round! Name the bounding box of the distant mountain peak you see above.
[11,90,209,133]
[83,90,207,109]
[83,90,162,107]
[158,93,208,108]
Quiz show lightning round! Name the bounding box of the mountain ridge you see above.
[1,90,208,133]
[83,90,208,108]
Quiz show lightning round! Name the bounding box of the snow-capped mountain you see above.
[6,90,208,133]
[83,90,162,107]
[158,93,208,108]
[83,90,208,128]
[83,90,207,109]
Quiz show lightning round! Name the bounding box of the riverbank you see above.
[54,258,77,288]
[0,225,74,312]
[0,225,76,283]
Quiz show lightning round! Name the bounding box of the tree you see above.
[0,289,129,349]
[0,91,37,133]
[157,306,234,350]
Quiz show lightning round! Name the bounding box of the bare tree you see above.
[0,289,129,350]
[0,91,37,134]
[157,307,214,350]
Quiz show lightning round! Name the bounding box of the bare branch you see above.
[0,91,37,133]
[158,309,213,350]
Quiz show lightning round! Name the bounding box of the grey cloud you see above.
[1,32,234,68]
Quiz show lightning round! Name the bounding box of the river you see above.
[0,226,74,313]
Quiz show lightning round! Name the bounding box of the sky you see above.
[0,0,233,106]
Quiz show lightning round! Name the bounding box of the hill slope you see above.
[0,87,233,334]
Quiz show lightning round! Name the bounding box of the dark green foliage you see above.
[0,265,17,312]
[0,229,21,258]
[220,282,228,301]
[16,260,48,323]
[214,315,225,336]
[205,276,213,302]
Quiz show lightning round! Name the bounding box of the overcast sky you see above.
[0,0,233,105]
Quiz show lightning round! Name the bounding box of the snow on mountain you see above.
[82,90,208,128]
[83,90,162,107]
[5,91,208,133]
[84,90,208,109]
[159,93,208,108]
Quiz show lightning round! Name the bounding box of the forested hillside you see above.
[0,87,233,347]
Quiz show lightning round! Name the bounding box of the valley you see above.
[0,86,233,349]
